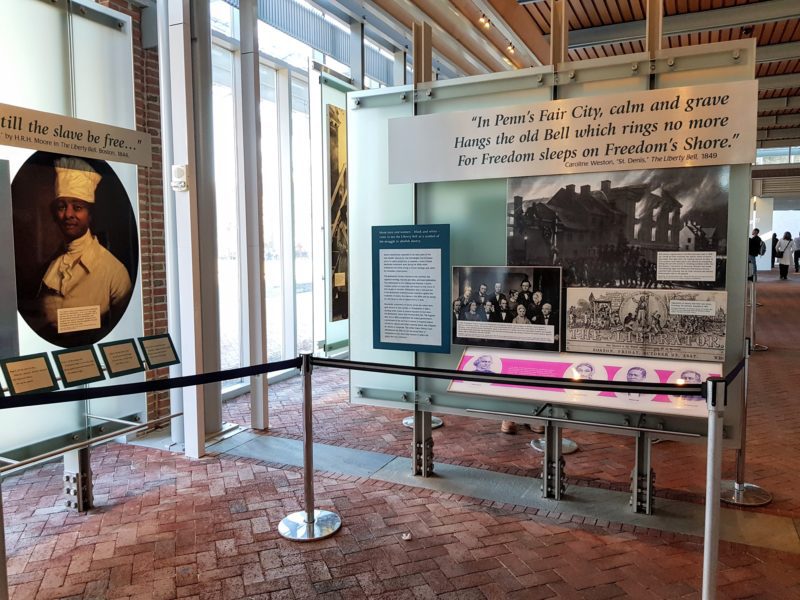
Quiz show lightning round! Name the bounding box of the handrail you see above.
[313,356,707,397]
[0,412,182,476]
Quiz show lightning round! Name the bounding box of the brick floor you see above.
[4,444,800,599]
[3,269,799,598]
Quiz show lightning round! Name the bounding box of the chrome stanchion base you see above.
[720,481,772,507]
[402,416,443,429]
[753,344,769,351]
[531,438,578,455]
[278,509,342,542]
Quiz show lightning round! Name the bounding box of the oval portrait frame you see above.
[11,151,139,348]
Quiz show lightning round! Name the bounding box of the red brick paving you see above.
[4,443,800,599]
[3,270,800,598]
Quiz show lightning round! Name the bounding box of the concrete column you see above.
[188,0,223,437]
[238,0,269,430]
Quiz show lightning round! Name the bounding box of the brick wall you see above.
[99,1,170,421]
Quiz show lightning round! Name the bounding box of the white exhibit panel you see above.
[0,1,146,454]
[0,0,70,114]
[348,86,415,396]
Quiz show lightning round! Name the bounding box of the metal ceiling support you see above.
[758,73,800,92]
[756,41,800,64]
[550,0,568,66]
[350,20,365,89]
[758,115,800,128]
[312,0,462,80]
[758,126,800,141]
[393,49,408,85]
[757,138,800,149]
[373,0,494,75]
[471,0,541,67]
[759,97,800,113]
[646,0,663,57]
[558,0,799,49]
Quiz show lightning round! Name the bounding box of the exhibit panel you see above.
[348,86,415,396]
[318,75,352,353]
[0,1,147,454]
[348,39,755,442]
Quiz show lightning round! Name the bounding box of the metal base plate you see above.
[530,438,579,455]
[720,481,772,506]
[402,416,444,429]
[278,510,342,542]
[753,343,769,352]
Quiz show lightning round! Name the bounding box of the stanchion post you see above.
[278,353,341,542]
[0,477,8,600]
[702,378,725,600]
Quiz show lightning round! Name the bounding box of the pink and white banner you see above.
[449,347,721,418]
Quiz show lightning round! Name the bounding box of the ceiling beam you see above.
[756,40,800,64]
[470,0,544,67]
[758,126,800,141]
[310,0,463,79]
[759,97,800,113]
[758,114,800,128]
[551,0,798,49]
[395,0,512,73]
[758,73,800,92]
[372,0,494,75]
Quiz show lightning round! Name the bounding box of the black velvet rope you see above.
[0,357,302,410]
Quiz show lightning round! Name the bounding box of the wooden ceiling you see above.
[316,0,800,148]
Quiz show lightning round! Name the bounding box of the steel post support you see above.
[279,353,341,541]
[63,448,93,512]
[541,422,565,500]
[702,379,726,600]
[0,477,8,600]
[632,431,654,514]
[412,404,434,477]
[720,339,772,506]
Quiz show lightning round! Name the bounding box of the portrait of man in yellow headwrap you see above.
[12,152,138,347]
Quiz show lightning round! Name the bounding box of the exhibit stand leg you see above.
[750,280,768,352]
[632,431,654,514]
[0,477,8,600]
[412,405,434,477]
[702,379,725,600]
[63,448,93,512]
[720,340,772,506]
[540,423,566,500]
[278,353,342,542]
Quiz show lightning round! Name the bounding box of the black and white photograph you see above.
[12,151,138,348]
[452,265,561,352]
[565,287,727,361]
[507,166,729,289]
[328,104,349,322]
